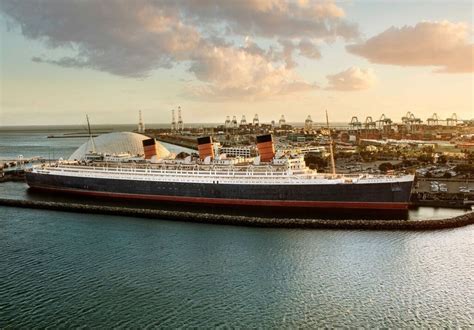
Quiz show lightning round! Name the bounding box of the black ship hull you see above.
[26,172,413,210]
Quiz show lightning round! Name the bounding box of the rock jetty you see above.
[1,198,473,230]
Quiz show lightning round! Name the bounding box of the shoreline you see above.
[1,198,472,230]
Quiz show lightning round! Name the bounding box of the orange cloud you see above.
[326,67,376,91]
[347,21,474,73]
[1,0,354,100]
[188,46,317,100]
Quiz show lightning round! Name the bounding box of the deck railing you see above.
[36,164,413,184]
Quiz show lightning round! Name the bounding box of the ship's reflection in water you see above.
[1,182,469,221]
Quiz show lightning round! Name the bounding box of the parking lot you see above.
[415,179,474,194]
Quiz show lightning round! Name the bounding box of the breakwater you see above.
[1,198,472,230]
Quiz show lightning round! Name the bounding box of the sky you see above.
[0,0,473,126]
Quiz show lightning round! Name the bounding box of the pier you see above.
[0,157,45,182]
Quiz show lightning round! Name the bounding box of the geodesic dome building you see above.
[68,132,170,161]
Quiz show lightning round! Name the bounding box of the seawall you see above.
[1,198,473,230]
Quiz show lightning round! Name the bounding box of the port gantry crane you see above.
[402,111,422,131]
[446,113,458,126]
[376,114,392,127]
[362,116,377,138]
[375,114,392,135]
[349,116,362,130]
[231,115,238,128]
[427,112,459,126]
[364,116,376,130]
[240,115,247,126]
[304,115,313,131]
[427,113,440,126]
[279,115,286,127]
[253,114,259,126]
[224,116,231,128]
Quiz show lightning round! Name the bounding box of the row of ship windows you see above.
[50,169,407,184]
[55,173,402,186]
[56,168,294,177]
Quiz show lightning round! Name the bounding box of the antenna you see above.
[326,110,336,176]
[177,106,183,131]
[86,115,96,153]
[171,109,176,131]
[138,110,145,133]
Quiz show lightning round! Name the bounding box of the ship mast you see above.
[326,110,336,176]
[86,115,97,153]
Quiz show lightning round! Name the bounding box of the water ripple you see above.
[1,206,473,328]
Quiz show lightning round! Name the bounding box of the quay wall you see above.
[0,198,472,231]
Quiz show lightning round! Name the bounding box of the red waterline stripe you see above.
[29,185,410,210]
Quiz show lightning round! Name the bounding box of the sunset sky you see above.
[1,0,473,126]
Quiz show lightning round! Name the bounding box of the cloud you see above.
[2,0,200,77]
[277,39,297,69]
[325,67,376,91]
[346,21,474,73]
[32,56,90,69]
[187,46,317,100]
[179,0,357,40]
[298,38,321,59]
[0,0,357,99]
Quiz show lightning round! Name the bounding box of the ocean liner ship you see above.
[26,133,414,210]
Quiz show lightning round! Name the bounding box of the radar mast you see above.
[86,114,97,153]
[326,110,336,176]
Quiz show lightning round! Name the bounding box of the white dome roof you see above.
[69,132,170,161]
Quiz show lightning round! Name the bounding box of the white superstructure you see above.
[35,155,414,186]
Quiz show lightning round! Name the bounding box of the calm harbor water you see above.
[1,206,473,327]
[0,127,192,160]
[1,127,473,327]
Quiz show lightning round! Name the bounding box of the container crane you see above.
[349,116,362,130]
[364,116,376,129]
[446,113,458,126]
[376,114,392,128]
[427,113,439,126]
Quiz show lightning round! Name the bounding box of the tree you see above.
[438,155,448,164]
[454,164,474,174]
[467,151,474,162]
[378,162,393,172]
[418,154,433,163]
[304,154,328,170]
